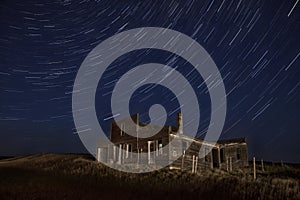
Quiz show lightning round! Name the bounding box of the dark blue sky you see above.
[0,0,299,162]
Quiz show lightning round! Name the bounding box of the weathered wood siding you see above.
[108,115,171,165]
[219,143,248,170]
[168,135,214,171]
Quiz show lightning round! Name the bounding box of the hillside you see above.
[0,154,299,199]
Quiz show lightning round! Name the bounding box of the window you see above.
[237,148,241,160]
[126,144,132,158]
[173,147,177,157]
[204,147,209,162]
[182,141,188,154]
[158,140,163,155]
[173,150,177,157]
[120,123,125,136]
[205,155,209,162]
[220,148,225,163]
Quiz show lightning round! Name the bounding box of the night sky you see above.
[0,0,299,163]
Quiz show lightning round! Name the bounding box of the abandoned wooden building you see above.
[97,113,248,171]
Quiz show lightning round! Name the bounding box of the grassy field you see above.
[0,154,299,199]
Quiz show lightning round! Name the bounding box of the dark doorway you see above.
[149,142,155,164]
[212,148,219,168]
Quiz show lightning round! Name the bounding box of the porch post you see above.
[192,155,195,173]
[195,156,198,173]
[148,141,151,164]
[210,149,213,169]
[118,144,122,164]
[126,144,129,158]
[97,148,101,162]
[218,148,221,169]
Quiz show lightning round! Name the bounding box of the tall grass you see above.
[0,154,299,199]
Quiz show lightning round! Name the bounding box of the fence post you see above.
[226,157,229,172]
[137,148,139,165]
[261,159,264,172]
[253,157,256,180]
[181,154,185,171]
[229,157,232,172]
[192,155,195,173]
[195,156,198,173]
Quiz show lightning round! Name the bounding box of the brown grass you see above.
[0,154,299,200]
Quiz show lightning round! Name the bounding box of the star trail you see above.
[0,0,299,162]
